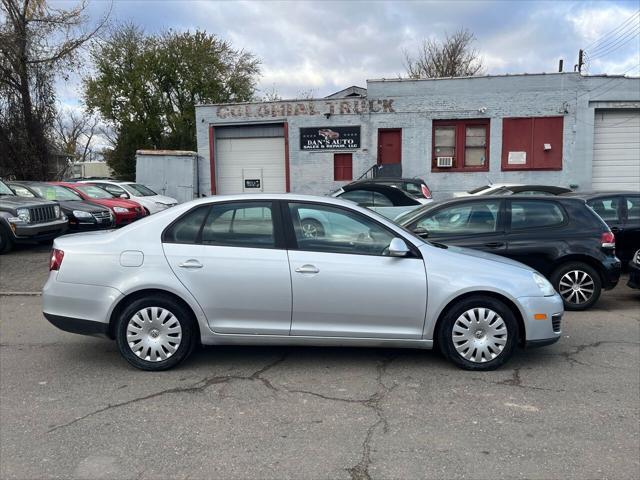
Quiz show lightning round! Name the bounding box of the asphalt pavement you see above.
[0,248,638,479]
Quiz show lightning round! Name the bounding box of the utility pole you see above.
[574,49,584,73]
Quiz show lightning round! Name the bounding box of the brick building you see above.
[194,73,640,198]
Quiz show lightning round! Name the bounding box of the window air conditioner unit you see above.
[436,157,453,168]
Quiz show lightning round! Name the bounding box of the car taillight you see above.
[50,249,64,271]
[421,184,432,199]
[601,232,615,249]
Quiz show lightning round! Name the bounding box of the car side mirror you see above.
[388,237,410,257]
[413,227,429,238]
[119,193,129,199]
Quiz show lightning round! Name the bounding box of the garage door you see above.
[592,110,640,191]
[215,137,286,194]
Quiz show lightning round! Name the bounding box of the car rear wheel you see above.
[551,262,601,311]
[115,295,197,371]
[0,225,14,254]
[437,296,518,371]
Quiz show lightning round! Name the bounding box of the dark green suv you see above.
[0,180,68,254]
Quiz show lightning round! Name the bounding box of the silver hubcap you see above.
[301,221,318,238]
[126,307,182,362]
[558,270,594,305]
[452,308,507,363]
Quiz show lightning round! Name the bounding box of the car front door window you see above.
[289,203,396,256]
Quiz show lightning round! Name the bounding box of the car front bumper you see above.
[12,219,68,242]
[517,293,564,345]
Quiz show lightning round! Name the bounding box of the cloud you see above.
[53,0,639,108]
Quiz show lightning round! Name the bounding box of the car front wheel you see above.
[115,294,197,371]
[551,262,601,311]
[437,296,518,371]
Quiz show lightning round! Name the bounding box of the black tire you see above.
[0,225,14,254]
[300,218,325,239]
[437,296,519,371]
[115,294,197,371]
[551,262,601,311]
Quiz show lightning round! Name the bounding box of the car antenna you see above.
[487,175,493,186]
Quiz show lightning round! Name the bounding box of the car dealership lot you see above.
[1,248,639,480]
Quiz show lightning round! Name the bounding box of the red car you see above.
[51,182,147,226]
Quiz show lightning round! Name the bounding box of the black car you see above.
[333,182,425,208]
[561,191,640,265]
[336,178,432,202]
[8,181,114,231]
[396,195,621,310]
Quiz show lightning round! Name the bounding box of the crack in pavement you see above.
[553,340,640,367]
[473,367,565,392]
[345,354,397,480]
[47,353,288,434]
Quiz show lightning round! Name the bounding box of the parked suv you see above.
[396,196,621,310]
[0,180,68,254]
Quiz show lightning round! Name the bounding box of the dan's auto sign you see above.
[300,126,361,150]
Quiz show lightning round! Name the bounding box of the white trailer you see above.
[135,150,200,204]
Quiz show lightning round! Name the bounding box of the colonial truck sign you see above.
[300,126,361,150]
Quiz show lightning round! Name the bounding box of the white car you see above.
[79,180,178,214]
[42,194,563,371]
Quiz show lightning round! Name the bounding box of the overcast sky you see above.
[56,0,640,106]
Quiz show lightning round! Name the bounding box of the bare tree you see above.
[53,108,99,162]
[260,85,282,102]
[0,0,109,179]
[404,28,485,79]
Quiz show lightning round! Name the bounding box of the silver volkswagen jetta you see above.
[42,194,563,371]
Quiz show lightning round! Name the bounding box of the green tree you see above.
[85,25,260,179]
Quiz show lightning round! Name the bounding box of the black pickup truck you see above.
[0,180,68,254]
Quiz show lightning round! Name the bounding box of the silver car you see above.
[42,194,563,371]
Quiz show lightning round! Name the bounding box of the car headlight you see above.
[113,207,129,214]
[73,210,92,219]
[533,272,555,296]
[16,208,30,223]
[54,205,61,218]
[155,202,168,208]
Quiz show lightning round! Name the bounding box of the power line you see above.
[587,26,640,60]
[584,10,640,51]
[588,14,640,54]
[576,63,640,98]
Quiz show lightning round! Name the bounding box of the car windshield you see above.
[0,180,14,195]
[76,185,115,199]
[31,184,82,201]
[124,183,157,196]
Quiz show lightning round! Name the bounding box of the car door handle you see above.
[295,264,320,274]
[484,242,505,248]
[178,259,203,269]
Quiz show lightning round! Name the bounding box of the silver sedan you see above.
[42,194,563,371]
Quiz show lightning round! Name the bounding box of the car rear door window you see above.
[415,200,500,235]
[163,206,209,244]
[510,200,565,230]
[288,203,395,256]
[201,202,274,248]
[587,197,620,222]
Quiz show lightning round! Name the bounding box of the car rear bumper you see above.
[42,273,122,337]
[517,294,564,343]
[44,313,110,337]
[600,255,622,290]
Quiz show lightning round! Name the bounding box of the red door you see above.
[378,129,402,165]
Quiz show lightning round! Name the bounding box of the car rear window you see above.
[510,200,565,230]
